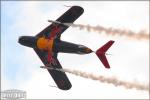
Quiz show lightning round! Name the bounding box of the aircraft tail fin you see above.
[96,40,114,69]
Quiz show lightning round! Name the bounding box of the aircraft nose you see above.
[18,36,37,48]
[18,36,24,44]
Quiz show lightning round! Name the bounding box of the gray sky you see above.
[1,1,149,99]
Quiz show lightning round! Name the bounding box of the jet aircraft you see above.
[18,6,114,90]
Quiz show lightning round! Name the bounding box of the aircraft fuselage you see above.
[18,36,93,54]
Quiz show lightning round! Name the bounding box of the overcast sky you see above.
[1,1,149,99]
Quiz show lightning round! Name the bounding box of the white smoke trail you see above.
[41,66,149,92]
[48,20,149,40]
[56,68,149,92]
[64,23,149,40]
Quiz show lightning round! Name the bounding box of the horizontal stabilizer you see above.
[96,40,114,68]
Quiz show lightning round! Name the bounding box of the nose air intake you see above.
[18,36,37,48]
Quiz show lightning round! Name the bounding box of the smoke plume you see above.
[56,68,149,92]
[64,23,149,40]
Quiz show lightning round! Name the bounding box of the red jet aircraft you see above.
[18,6,114,90]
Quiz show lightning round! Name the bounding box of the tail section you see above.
[96,40,114,69]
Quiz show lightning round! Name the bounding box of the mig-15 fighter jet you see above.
[18,6,114,90]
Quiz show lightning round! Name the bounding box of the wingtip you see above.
[109,40,115,43]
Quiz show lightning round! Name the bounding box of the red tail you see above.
[96,40,114,69]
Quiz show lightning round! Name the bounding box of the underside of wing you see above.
[36,6,84,40]
[34,48,72,90]
[33,6,84,90]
